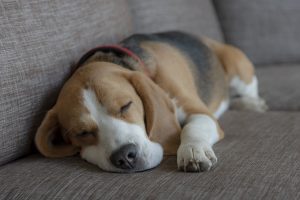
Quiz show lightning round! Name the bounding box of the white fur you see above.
[177,114,218,171]
[230,76,258,98]
[213,99,229,119]
[80,89,163,172]
[230,76,268,112]
[172,98,187,125]
[181,114,219,145]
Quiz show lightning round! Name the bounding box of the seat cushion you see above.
[1,112,299,199]
[257,64,300,111]
[213,0,300,65]
[0,0,132,166]
[128,0,223,41]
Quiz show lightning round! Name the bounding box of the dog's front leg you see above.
[177,114,220,172]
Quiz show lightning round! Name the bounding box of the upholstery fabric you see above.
[0,0,132,166]
[213,0,300,65]
[128,0,223,41]
[0,111,299,199]
[256,64,300,111]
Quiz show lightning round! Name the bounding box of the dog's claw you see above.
[186,161,200,172]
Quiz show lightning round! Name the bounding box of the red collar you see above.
[77,45,151,77]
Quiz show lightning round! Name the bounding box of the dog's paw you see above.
[177,142,217,172]
[230,96,268,112]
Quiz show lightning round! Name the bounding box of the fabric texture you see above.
[0,0,132,166]
[256,64,300,111]
[213,0,300,65]
[128,0,223,41]
[0,112,299,199]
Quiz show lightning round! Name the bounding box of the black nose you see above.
[110,144,138,169]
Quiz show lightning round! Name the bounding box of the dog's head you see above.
[35,62,181,172]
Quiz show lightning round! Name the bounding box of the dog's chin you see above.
[81,141,164,173]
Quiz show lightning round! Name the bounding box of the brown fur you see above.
[202,37,255,84]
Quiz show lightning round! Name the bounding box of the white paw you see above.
[177,142,217,172]
[230,96,268,112]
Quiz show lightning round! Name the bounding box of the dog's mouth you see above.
[80,141,164,173]
[108,158,155,173]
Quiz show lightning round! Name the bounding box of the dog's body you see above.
[35,31,267,172]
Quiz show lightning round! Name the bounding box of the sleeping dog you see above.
[35,31,267,172]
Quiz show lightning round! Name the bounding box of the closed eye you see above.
[76,131,95,137]
[120,101,132,114]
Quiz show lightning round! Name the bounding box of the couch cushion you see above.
[213,0,300,65]
[0,111,299,199]
[128,0,223,41]
[256,64,300,111]
[0,0,132,166]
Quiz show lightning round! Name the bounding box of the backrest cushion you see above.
[128,0,224,41]
[213,0,300,65]
[0,0,132,165]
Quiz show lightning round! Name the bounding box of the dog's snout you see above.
[110,144,138,169]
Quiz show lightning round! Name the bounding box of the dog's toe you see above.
[177,142,217,173]
[186,161,200,172]
[230,96,268,112]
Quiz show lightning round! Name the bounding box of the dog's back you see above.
[121,31,227,110]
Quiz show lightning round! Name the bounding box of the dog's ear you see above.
[35,109,79,157]
[130,72,181,154]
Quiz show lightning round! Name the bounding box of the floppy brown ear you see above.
[130,72,181,154]
[35,109,79,158]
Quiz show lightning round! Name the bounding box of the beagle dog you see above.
[35,31,267,173]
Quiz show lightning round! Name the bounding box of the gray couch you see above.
[0,0,299,199]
